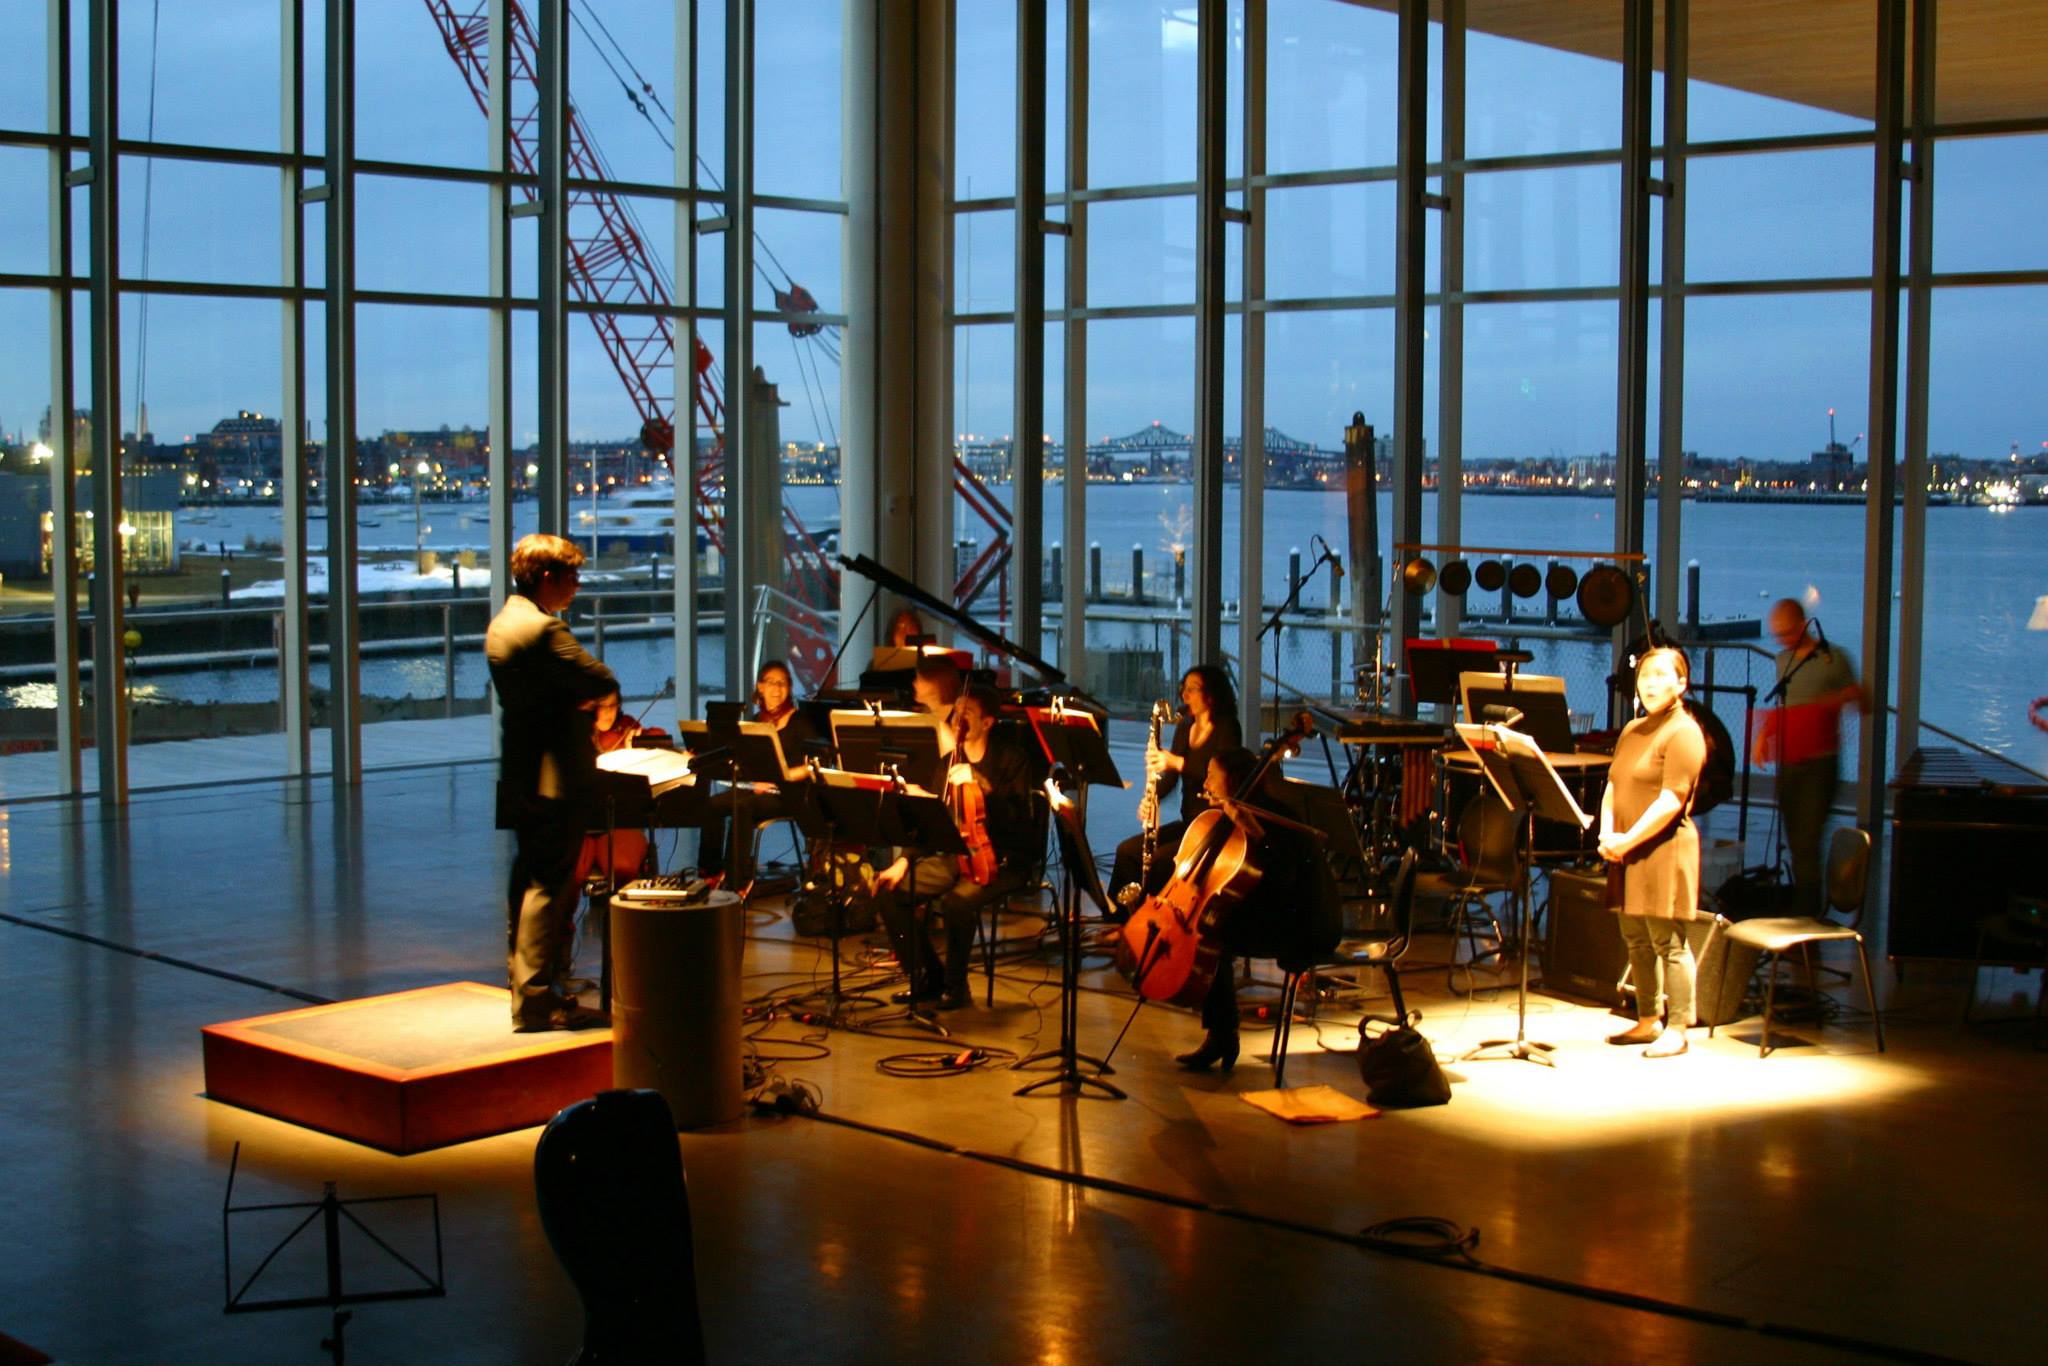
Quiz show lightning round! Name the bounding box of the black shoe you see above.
[1176,1031,1240,1072]
[891,987,940,1006]
[515,1004,610,1033]
[936,986,973,1012]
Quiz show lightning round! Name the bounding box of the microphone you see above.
[1811,616,1831,655]
[1481,704,1525,728]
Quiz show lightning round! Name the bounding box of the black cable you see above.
[874,1044,1020,1078]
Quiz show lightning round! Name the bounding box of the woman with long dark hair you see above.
[1106,664,1243,914]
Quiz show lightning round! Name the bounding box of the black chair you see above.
[973,793,1054,1006]
[1710,826,1885,1057]
[1417,793,1519,995]
[1271,848,1420,1088]
[534,1089,706,1366]
[737,811,807,906]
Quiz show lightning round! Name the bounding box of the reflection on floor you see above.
[0,764,2042,1365]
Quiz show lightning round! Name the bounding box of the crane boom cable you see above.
[133,0,165,441]
[557,0,803,293]
[560,4,788,310]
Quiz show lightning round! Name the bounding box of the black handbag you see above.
[1355,1018,1451,1108]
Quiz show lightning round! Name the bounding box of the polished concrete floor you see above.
[1,762,2042,1365]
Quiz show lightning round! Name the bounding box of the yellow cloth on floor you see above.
[1239,1084,1379,1124]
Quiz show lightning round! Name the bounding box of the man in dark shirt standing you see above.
[486,534,619,1030]
[1754,598,1865,920]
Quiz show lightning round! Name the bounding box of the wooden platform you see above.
[200,981,611,1153]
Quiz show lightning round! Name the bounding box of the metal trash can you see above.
[611,889,743,1128]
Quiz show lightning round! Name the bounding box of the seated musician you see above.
[1173,745,1324,1073]
[886,607,927,648]
[1107,664,1244,917]
[556,691,654,992]
[697,659,817,891]
[910,652,965,738]
[576,690,652,888]
[873,684,1036,1010]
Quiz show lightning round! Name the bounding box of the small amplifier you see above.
[1539,867,1756,1026]
[1540,867,1629,1008]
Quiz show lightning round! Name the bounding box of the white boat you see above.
[576,483,684,554]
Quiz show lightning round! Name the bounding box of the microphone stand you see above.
[1256,546,1340,734]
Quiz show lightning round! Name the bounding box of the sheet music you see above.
[596,746,696,798]
[1453,722,1595,829]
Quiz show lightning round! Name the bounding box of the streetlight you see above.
[414,458,431,571]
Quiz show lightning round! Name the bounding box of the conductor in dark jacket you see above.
[487,534,618,1030]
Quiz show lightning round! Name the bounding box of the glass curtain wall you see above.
[942,0,2048,791]
[950,2,1068,673]
[748,0,846,699]
[1661,7,1878,776]
[1920,30,2048,775]
[1255,0,1400,725]
[0,0,826,800]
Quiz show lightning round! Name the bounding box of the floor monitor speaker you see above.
[1540,871,1758,1026]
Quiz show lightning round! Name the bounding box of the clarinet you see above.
[1118,698,1176,908]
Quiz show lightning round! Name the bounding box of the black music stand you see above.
[779,777,891,1028]
[722,722,802,887]
[1024,705,1127,881]
[673,719,735,784]
[1452,723,1594,1067]
[1407,640,1503,707]
[1025,707,1127,792]
[831,712,950,792]
[1014,780,1126,1099]
[1014,708,1128,1099]
[812,774,967,1036]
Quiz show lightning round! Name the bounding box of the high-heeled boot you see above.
[1175,1030,1240,1072]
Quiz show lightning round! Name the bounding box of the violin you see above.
[949,715,999,886]
[1113,712,1315,1008]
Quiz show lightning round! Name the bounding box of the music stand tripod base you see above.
[1011,862,1124,1099]
[1015,755,1126,1100]
[1449,722,1594,1071]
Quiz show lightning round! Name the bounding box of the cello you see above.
[1113,712,1315,1008]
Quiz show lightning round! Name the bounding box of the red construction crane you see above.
[421,0,1014,688]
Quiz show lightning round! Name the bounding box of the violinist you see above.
[910,652,965,737]
[874,685,1035,1010]
[1107,664,1244,914]
[576,690,652,886]
[696,659,817,891]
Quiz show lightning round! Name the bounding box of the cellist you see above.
[1170,745,1321,1073]
[873,685,1036,1010]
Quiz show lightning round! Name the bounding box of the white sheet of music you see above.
[596,746,696,797]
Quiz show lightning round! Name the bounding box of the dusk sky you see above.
[0,0,2041,466]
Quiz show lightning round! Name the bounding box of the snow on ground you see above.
[232,559,496,600]
[228,559,662,601]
